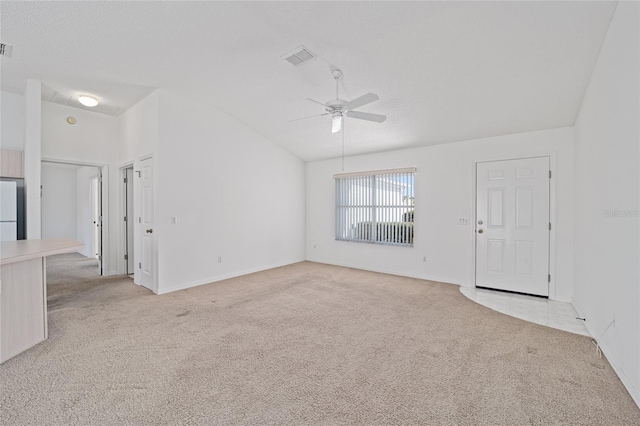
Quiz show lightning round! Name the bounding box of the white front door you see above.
[139,158,154,291]
[475,157,550,296]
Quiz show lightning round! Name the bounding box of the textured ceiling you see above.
[0,1,617,161]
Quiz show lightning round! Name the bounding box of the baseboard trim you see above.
[155,258,305,295]
[573,303,640,409]
[305,258,462,287]
[159,258,460,295]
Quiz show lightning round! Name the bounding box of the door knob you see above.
[478,220,483,225]
[477,229,484,234]
[146,229,153,234]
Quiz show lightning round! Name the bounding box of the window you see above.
[335,168,415,247]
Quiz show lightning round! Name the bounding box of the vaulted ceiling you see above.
[0,1,617,161]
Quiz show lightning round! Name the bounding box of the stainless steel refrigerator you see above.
[0,178,25,241]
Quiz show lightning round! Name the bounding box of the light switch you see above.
[171,217,178,224]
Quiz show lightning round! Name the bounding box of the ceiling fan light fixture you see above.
[332,114,343,133]
[78,95,98,107]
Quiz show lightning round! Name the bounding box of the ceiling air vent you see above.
[0,43,13,57]
[282,46,316,66]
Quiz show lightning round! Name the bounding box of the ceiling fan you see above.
[291,69,386,133]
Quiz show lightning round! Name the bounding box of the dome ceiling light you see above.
[78,95,98,107]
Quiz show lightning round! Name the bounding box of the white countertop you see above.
[0,239,84,265]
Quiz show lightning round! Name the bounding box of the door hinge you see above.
[548,274,551,283]
[124,254,128,260]
[124,177,128,183]
[124,216,127,222]
[98,255,102,261]
[549,170,552,179]
[139,262,142,269]
[549,222,551,231]
[138,217,141,223]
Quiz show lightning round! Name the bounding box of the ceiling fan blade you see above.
[306,97,327,107]
[289,113,329,122]
[345,110,386,123]
[345,92,379,110]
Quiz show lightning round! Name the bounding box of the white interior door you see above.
[476,157,550,296]
[90,176,102,273]
[126,168,134,274]
[139,158,154,290]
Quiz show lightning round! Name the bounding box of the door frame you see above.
[41,158,108,276]
[119,163,135,276]
[471,152,558,300]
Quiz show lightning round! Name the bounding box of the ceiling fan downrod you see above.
[332,69,343,100]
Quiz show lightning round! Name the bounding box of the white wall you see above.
[41,163,77,240]
[41,101,120,273]
[118,91,159,279]
[152,90,305,293]
[76,166,100,258]
[24,80,42,239]
[573,2,639,406]
[42,101,120,164]
[118,90,159,165]
[0,91,25,151]
[306,127,575,301]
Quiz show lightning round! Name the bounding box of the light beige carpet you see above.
[1,253,638,425]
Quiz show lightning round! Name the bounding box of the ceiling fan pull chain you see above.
[342,118,345,172]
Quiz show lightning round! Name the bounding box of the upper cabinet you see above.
[0,150,24,178]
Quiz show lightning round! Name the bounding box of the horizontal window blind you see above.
[335,169,415,247]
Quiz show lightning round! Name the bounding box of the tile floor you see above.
[460,286,590,336]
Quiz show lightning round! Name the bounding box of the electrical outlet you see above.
[171,216,178,224]
[218,256,222,263]
[422,256,427,263]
